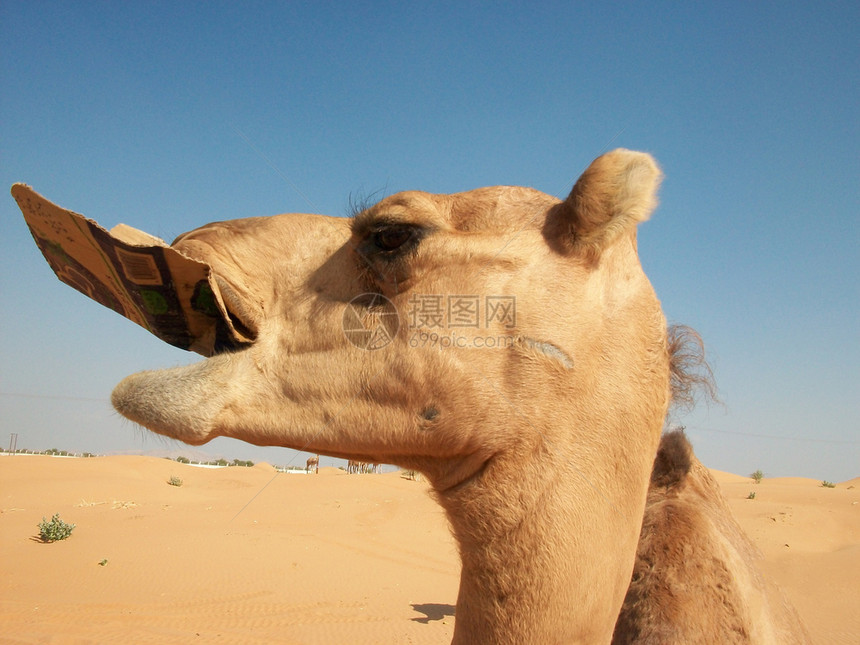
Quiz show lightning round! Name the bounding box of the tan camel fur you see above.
[112,149,672,643]
[613,430,811,644]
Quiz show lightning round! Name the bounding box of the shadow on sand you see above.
[411,602,455,624]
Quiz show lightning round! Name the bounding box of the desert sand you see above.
[1,455,857,644]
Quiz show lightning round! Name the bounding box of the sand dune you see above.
[1,455,857,644]
[707,468,754,484]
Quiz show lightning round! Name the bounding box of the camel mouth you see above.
[111,355,236,445]
[221,306,256,346]
[210,276,259,349]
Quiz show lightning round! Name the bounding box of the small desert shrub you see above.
[38,514,75,542]
[751,469,763,484]
[167,476,183,487]
[747,491,756,499]
[821,480,836,488]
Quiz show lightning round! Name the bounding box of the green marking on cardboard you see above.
[192,281,220,317]
[140,289,169,315]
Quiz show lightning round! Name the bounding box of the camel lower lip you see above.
[111,357,234,444]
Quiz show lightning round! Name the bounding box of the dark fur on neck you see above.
[649,428,693,490]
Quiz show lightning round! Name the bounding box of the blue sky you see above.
[1,2,857,480]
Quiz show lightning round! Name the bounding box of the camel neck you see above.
[437,452,640,644]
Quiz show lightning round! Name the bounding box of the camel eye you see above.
[373,226,415,252]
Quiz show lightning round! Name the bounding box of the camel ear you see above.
[551,149,662,260]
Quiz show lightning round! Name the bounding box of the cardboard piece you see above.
[11,184,244,356]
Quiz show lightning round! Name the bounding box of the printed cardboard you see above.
[11,184,244,356]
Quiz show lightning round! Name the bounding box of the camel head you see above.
[111,148,670,642]
[112,148,667,484]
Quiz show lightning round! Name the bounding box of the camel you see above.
[106,148,688,642]
[613,430,811,644]
[348,460,380,474]
[306,454,319,474]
